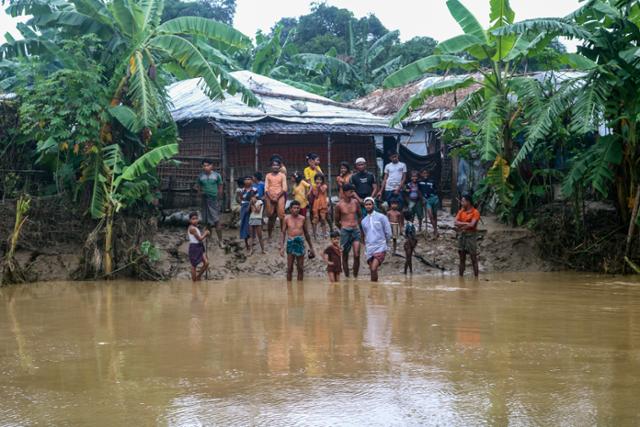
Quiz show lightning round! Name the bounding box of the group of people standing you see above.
[187,151,481,283]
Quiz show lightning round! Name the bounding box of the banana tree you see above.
[384,0,585,163]
[291,26,402,99]
[382,0,588,223]
[87,142,178,275]
[496,0,640,266]
[240,26,327,95]
[4,0,259,134]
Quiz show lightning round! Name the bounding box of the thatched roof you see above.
[352,71,588,125]
[351,74,483,124]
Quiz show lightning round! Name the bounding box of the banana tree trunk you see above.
[104,207,114,277]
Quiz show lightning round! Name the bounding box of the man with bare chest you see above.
[334,184,362,277]
[280,200,316,282]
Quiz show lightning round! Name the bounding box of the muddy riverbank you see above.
[2,207,552,283]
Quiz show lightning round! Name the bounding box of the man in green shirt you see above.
[195,159,223,246]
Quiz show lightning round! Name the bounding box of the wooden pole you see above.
[450,153,458,215]
[254,138,259,173]
[327,134,333,200]
[327,134,334,231]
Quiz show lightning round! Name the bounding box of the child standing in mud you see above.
[311,174,329,239]
[188,212,210,282]
[265,160,287,239]
[386,199,403,255]
[403,211,417,275]
[323,231,343,282]
[238,176,256,252]
[280,200,316,282]
[248,193,265,255]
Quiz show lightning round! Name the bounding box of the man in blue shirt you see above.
[361,197,392,282]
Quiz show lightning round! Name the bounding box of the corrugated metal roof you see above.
[168,70,403,132]
[210,119,407,137]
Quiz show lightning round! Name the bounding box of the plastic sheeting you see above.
[398,144,441,183]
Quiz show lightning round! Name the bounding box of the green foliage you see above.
[140,240,160,262]
[88,142,178,219]
[382,0,597,226]
[389,36,438,67]
[505,0,640,225]
[16,36,107,192]
[390,77,476,125]
[2,0,259,129]
[267,4,437,100]
[161,0,235,24]
[383,55,476,89]
[562,135,623,198]
[1,0,258,275]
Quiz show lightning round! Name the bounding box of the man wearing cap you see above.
[334,183,362,277]
[380,151,407,208]
[350,157,378,214]
[361,197,392,282]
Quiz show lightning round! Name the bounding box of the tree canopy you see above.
[268,3,438,100]
[161,0,236,24]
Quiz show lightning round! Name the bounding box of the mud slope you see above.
[2,211,551,283]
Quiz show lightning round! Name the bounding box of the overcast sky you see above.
[1,0,582,50]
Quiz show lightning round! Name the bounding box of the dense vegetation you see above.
[385,0,640,273]
[0,0,639,278]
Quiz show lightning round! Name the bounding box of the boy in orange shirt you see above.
[455,193,480,277]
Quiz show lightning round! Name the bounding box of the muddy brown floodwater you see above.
[2,273,640,426]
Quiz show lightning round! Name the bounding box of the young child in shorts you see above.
[323,230,343,282]
[188,212,210,281]
[311,174,329,239]
[403,211,417,275]
[386,199,403,255]
[248,193,265,254]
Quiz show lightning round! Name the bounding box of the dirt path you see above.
[154,211,552,281]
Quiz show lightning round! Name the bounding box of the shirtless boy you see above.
[280,200,316,282]
[386,199,404,255]
[265,160,287,239]
[334,183,362,277]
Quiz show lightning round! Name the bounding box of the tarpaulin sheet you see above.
[399,144,441,183]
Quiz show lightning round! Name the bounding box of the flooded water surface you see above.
[2,273,640,426]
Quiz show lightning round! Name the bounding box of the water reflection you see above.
[1,273,640,425]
